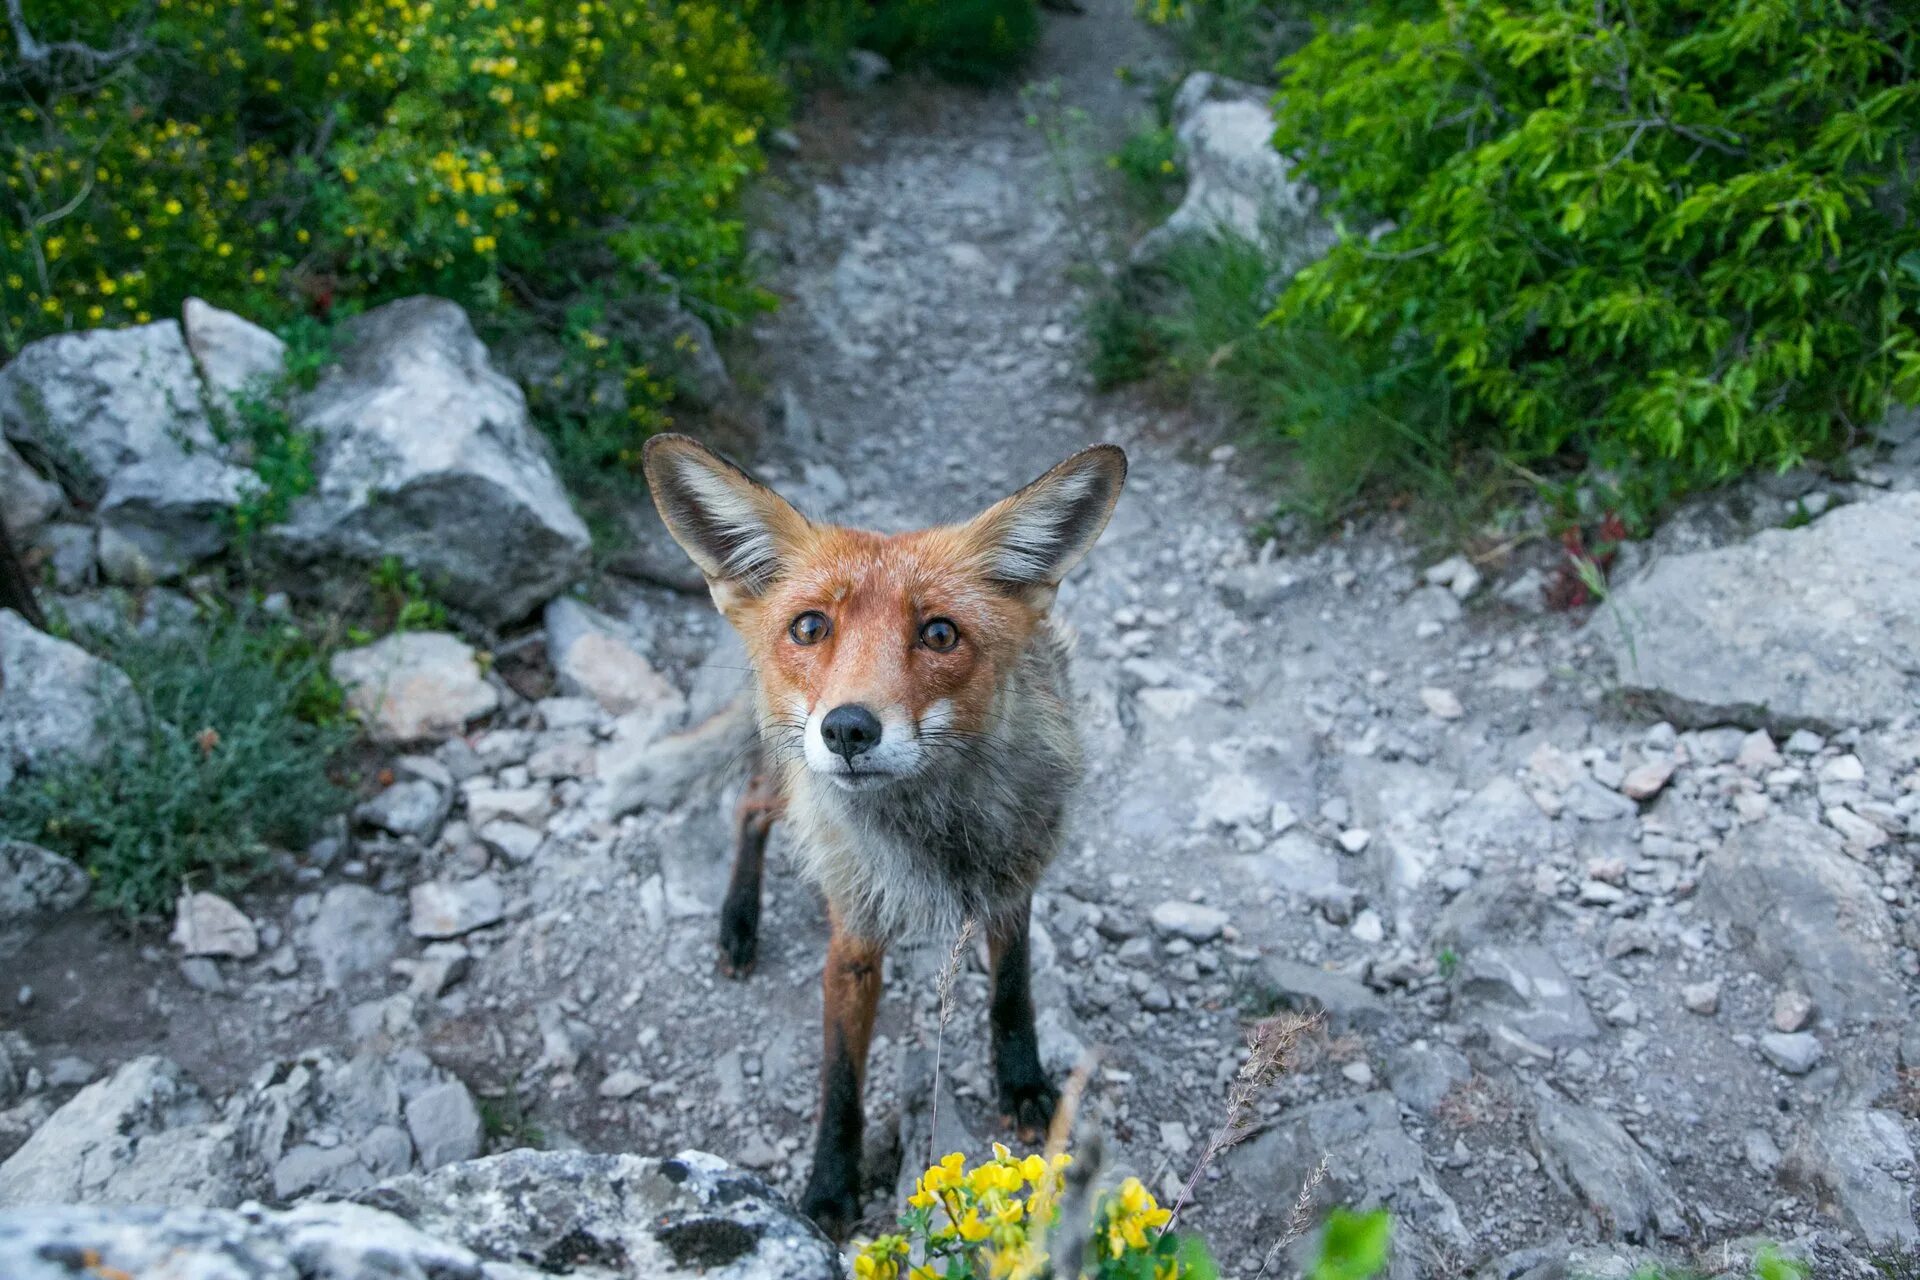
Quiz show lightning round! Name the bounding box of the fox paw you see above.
[800,1176,862,1241]
[717,905,758,979]
[997,1074,1058,1143]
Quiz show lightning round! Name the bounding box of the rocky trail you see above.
[4,2,1919,1277]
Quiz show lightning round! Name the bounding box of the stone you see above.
[0,609,143,787]
[1679,981,1720,1016]
[1420,687,1465,720]
[0,1150,840,1280]
[304,885,405,989]
[463,783,551,830]
[1787,1108,1917,1250]
[545,596,687,720]
[1439,777,1555,858]
[595,698,756,818]
[409,876,506,939]
[1228,1092,1469,1277]
[1620,758,1676,801]
[0,839,89,923]
[0,1056,240,1208]
[1531,1094,1687,1242]
[599,1069,649,1100]
[330,632,499,744]
[0,319,216,504]
[169,892,258,960]
[402,1080,484,1170]
[355,778,451,842]
[181,297,286,411]
[0,436,61,540]
[274,297,591,626]
[1563,777,1638,822]
[1134,73,1333,271]
[1456,945,1599,1048]
[1383,1042,1472,1115]
[1758,1032,1823,1075]
[1148,900,1229,942]
[1771,989,1815,1034]
[96,457,256,584]
[1594,492,1920,731]
[1698,816,1901,1024]
[1260,958,1389,1032]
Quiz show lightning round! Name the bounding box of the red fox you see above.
[642,434,1128,1236]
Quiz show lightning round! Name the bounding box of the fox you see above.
[641,433,1128,1237]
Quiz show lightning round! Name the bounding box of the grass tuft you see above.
[1,607,353,919]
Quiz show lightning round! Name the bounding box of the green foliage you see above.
[1268,0,1920,491]
[1311,1209,1391,1280]
[758,0,1039,86]
[2,0,783,355]
[0,608,352,918]
[1139,0,1323,83]
[368,556,449,635]
[1110,121,1186,222]
[1102,233,1460,524]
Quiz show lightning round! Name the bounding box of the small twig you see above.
[926,916,976,1167]
[5,0,143,69]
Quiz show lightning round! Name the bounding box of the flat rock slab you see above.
[0,1150,839,1280]
[0,608,143,788]
[1596,492,1920,732]
[1697,815,1901,1025]
[1531,1094,1687,1242]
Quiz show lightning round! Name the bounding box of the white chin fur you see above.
[802,699,951,784]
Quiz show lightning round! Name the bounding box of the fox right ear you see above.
[642,434,808,595]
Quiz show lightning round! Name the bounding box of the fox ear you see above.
[642,434,808,594]
[966,444,1128,591]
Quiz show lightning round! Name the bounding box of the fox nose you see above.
[821,704,883,762]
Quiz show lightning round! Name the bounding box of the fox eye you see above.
[789,611,831,646]
[919,618,960,652]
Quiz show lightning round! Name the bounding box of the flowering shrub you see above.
[856,1145,1201,1280]
[2,0,781,356]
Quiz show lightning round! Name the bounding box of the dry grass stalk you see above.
[1166,1010,1322,1229]
[927,916,977,1165]
[1255,1152,1330,1278]
[1036,1048,1106,1280]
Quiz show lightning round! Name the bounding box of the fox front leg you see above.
[801,912,886,1239]
[987,902,1057,1141]
[719,767,782,978]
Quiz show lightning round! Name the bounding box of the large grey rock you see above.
[1596,493,1920,731]
[182,297,286,412]
[1531,1094,1687,1242]
[1787,1108,1917,1251]
[96,456,254,584]
[1383,1041,1472,1115]
[0,436,61,539]
[1698,815,1901,1024]
[409,876,506,939]
[596,695,754,819]
[275,297,590,625]
[0,1150,840,1280]
[1439,777,1555,859]
[0,319,217,504]
[545,596,686,720]
[0,1056,241,1208]
[1230,1092,1468,1278]
[1259,957,1389,1032]
[0,608,143,787]
[1134,72,1333,270]
[1455,945,1598,1048]
[330,631,499,744]
[0,839,88,922]
[303,884,406,989]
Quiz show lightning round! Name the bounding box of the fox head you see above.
[643,435,1127,792]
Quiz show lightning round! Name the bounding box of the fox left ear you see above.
[965,444,1128,593]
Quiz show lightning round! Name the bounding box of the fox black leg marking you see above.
[801,913,885,1239]
[719,767,782,978]
[988,901,1057,1141]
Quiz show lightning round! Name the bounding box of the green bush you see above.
[758,0,1039,86]
[2,0,782,358]
[1265,0,1920,489]
[1,608,352,918]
